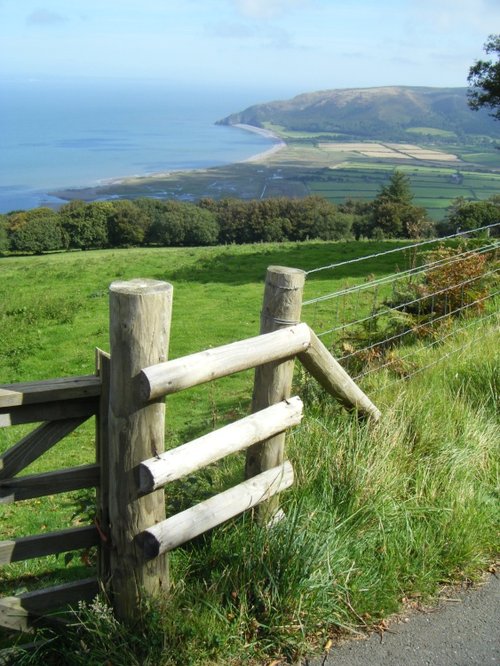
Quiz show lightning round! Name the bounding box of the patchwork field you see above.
[52,134,500,223]
[308,162,500,220]
[318,142,461,162]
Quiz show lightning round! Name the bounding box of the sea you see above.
[0,79,284,214]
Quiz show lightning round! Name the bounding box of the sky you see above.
[1,0,499,98]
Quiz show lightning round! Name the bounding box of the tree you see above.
[60,200,110,249]
[369,171,433,238]
[107,200,150,247]
[0,215,9,253]
[377,170,414,206]
[8,208,66,253]
[440,196,500,236]
[145,201,219,246]
[467,34,500,120]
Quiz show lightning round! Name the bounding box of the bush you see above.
[8,208,66,253]
[107,200,150,247]
[440,197,500,236]
[0,214,9,253]
[146,201,219,246]
[60,200,110,249]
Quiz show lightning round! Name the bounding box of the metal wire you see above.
[352,295,500,381]
[316,266,500,340]
[303,241,499,307]
[305,222,500,276]
[371,311,500,392]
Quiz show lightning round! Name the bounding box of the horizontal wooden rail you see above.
[0,418,87,479]
[0,464,100,503]
[0,526,99,565]
[0,397,98,427]
[0,577,98,632]
[139,461,294,559]
[298,330,381,420]
[139,323,311,402]
[140,397,303,492]
[0,376,101,408]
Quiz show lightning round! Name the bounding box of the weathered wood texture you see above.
[140,462,294,558]
[0,578,98,632]
[0,526,99,565]
[0,376,101,408]
[245,266,305,519]
[140,397,303,492]
[0,397,98,427]
[107,279,172,621]
[139,323,311,402]
[298,329,381,420]
[0,418,87,479]
[0,464,100,503]
[95,349,111,588]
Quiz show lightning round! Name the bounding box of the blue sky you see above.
[1,0,498,96]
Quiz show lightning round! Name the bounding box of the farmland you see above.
[52,135,500,223]
[1,240,498,665]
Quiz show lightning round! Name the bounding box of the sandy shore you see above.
[233,123,287,162]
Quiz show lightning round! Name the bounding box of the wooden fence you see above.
[0,266,380,631]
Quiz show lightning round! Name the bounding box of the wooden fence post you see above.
[245,266,305,521]
[95,349,111,590]
[107,279,173,621]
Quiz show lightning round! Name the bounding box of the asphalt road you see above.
[308,573,500,666]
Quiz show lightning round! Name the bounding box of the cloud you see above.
[261,26,302,50]
[208,21,258,39]
[410,0,500,34]
[208,19,306,51]
[26,8,68,26]
[234,0,310,20]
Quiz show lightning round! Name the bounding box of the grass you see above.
[1,242,499,664]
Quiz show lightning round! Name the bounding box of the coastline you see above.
[49,123,287,203]
[233,123,286,163]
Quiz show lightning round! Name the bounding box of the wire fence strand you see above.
[303,240,499,307]
[300,230,500,394]
[305,222,500,276]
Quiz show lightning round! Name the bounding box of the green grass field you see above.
[1,242,498,664]
[306,162,500,220]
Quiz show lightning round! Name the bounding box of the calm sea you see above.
[0,80,280,213]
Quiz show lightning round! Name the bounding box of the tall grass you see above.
[11,319,499,665]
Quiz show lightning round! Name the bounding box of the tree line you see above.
[0,172,498,254]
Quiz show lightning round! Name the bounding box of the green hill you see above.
[217,86,500,141]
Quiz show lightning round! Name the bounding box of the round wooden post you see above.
[107,279,172,621]
[245,266,305,520]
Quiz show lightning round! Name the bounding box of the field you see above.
[307,162,500,220]
[1,242,498,664]
[52,133,500,224]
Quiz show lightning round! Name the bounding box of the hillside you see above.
[217,86,500,141]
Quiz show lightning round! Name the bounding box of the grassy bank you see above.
[1,242,498,663]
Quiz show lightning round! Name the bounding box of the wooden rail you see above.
[0,578,98,632]
[140,462,294,558]
[0,526,99,565]
[0,375,102,631]
[139,397,303,492]
[0,266,380,631]
[139,323,311,401]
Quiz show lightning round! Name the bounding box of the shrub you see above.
[146,201,219,246]
[0,214,9,253]
[60,200,110,249]
[8,208,66,253]
[107,200,150,247]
